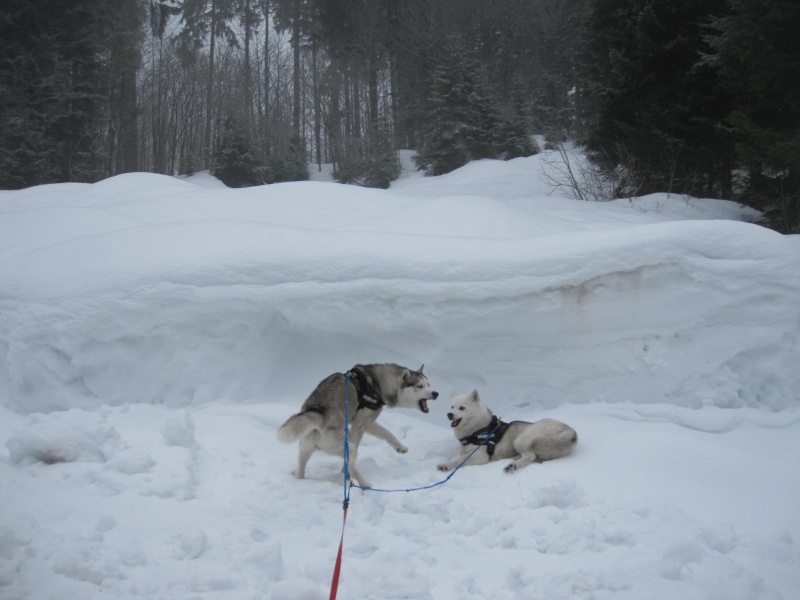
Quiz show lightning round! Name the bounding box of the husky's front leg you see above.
[365,422,408,454]
[437,447,491,472]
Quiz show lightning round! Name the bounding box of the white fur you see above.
[437,389,577,473]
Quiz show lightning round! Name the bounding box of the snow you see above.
[1,149,799,599]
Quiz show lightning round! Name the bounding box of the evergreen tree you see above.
[414,40,484,175]
[211,117,265,187]
[335,124,401,189]
[707,0,800,233]
[265,135,309,183]
[0,0,110,187]
[363,125,402,189]
[582,0,731,198]
[414,38,535,176]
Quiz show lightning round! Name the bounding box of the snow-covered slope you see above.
[1,152,798,599]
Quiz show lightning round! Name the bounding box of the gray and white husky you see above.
[437,390,577,473]
[277,363,438,487]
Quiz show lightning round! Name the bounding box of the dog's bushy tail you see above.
[276,411,324,443]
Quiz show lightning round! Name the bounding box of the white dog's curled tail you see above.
[276,411,324,443]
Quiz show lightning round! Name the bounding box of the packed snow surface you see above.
[1,150,799,599]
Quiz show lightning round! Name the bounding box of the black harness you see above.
[459,415,509,457]
[345,367,385,411]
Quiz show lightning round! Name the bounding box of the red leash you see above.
[328,501,349,600]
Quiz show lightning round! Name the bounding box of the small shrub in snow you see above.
[335,126,401,189]
[211,117,265,188]
[265,136,309,183]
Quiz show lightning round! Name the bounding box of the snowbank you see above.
[1,153,798,599]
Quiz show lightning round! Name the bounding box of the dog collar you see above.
[459,415,507,457]
[345,367,386,411]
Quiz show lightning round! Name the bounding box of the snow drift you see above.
[1,151,798,599]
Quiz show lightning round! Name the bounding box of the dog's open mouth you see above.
[449,417,461,428]
[419,399,430,413]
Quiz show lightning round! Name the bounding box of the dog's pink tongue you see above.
[419,399,429,413]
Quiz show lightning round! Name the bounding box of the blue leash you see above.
[342,375,352,506]
[341,373,498,496]
[331,374,496,599]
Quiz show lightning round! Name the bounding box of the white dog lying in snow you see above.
[437,390,577,473]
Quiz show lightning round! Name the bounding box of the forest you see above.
[1,0,798,232]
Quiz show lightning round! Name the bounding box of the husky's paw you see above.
[394,444,408,454]
[503,463,518,473]
[437,464,451,472]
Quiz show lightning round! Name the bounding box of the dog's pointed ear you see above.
[401,369,411,382]
[470,389,480,402]
[450,390,459,399]
[418,364,425,374]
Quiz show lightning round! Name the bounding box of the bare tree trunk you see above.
[389,52,400,144]
[243,0,253,128]
[368,55,378,131]
[344,66,352,139]
[292,0,301,138]
[274,42,282,123]
[205,0,217,168]
[352,66,361,138]
[262,0,271,163]
[330,64,342,169]
[312,42,322,169]
[150,39,167,173]
[108,0,142,174]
